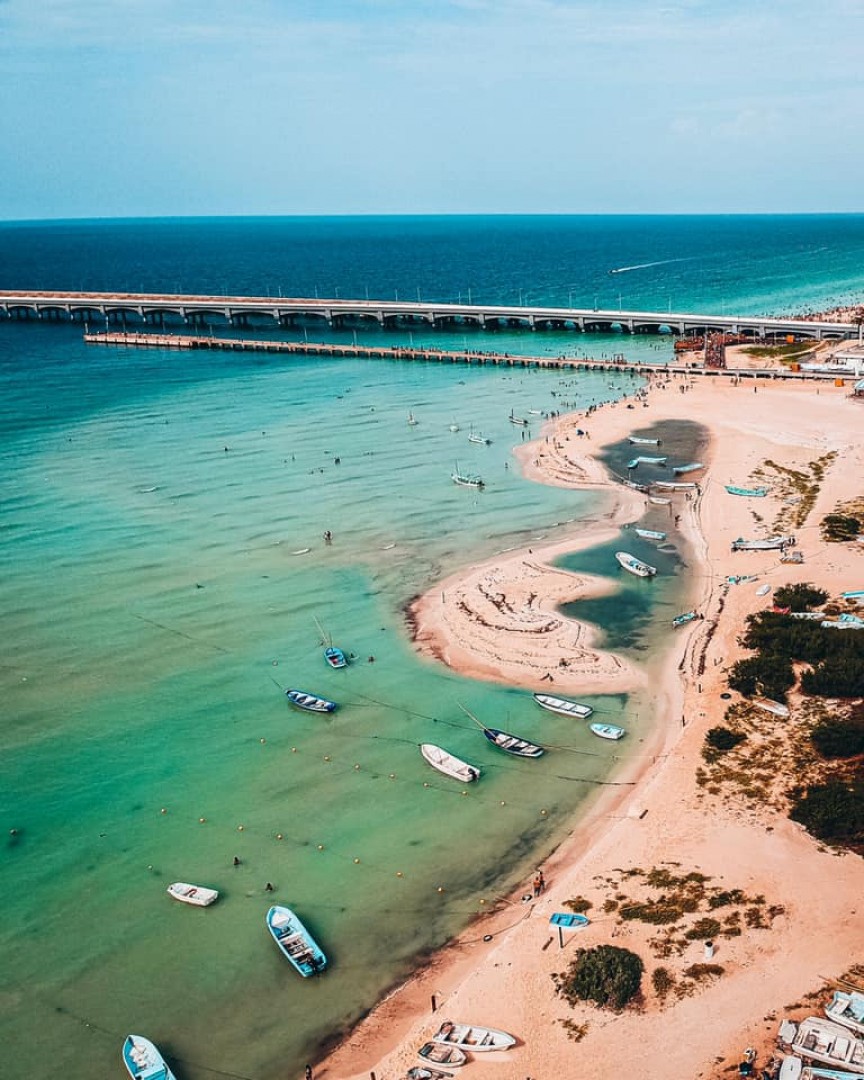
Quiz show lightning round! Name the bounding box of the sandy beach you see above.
[317,367,864,1080]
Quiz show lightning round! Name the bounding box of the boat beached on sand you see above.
[672,462,704,475]
[628,435,662,445]
[122,1035,177,1080]
[408,1068,455,1080]
[431,1020,516,1052]
[750,696,790,718]
[672,610,698,628]
[825,990,864,1036]
[166,882,218,907]
[482,727,544,758]
[778,1016,864,1074]
[779,1056,863,1079]
[615,551,657,578]
[286,688,338,713]
[726,484,769,497]
[266,905,327,977]
[418,1042,468,1067]
[532,692,593,719]
[420,744,480,783]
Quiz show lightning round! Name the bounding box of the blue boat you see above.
[672,610,698,628]
[549,912,590,929]
[266,905,327,977]
[725,484,768,497]
[122,1035,177,1080]
[324,645,348,669]
[286,688,337,713]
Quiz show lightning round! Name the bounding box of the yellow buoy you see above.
[276,833,283,840]
[260,738,266,744]
[353,857,361,864]
[199,817,206,824]
[437,886,445,893]
[389,773,396,779]
[395,871,403,878]
[317,844,324,851]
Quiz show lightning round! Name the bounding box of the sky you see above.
[1,0,863,219]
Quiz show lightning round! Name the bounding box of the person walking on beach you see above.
[305,1065,313,1080]
[533,870,545,897]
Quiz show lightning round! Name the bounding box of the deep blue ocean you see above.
[1,216,863,1080]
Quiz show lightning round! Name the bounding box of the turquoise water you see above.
[3,216,864,1079]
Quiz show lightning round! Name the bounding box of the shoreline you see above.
[316,371,864,1080]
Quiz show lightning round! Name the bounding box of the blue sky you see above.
[1,0,862,219]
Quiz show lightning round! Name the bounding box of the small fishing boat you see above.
[508,411,529,427]
[549,912,591,929]
[420,744,480,783]
[418,1042,468,1067]
[634,527,667,541]
[622,478,651,493]
[532,693,593,719]
[166,882,218,907]
[408,412,418,425]
[482,727,544,758]
[842,590,864,600]
[590,722,626,741]
[649,495,672,506]
[286,688,337,713]
[731,535,794,552]
[751,696,790,718]
[627,456,667,468]
[467,431,492,445]
[756,583,772,596]
[451,466,484,489]
[407,1068,455,1080]
[653,480,698,491]
[672,610,698,628]
[825,990,864,1036]
[779,1055,863,1080]
[778,1016,864,1074]
[292,548,312,556]
[122,1035,177,1080]
[266,905,327,977]
[449,422,460,432]
[431,1020,516,1053]
[672,462,704,475]
[628,435,662,445]
[725,484,768,497]
[615,551,657,578]
[325,645,348,669]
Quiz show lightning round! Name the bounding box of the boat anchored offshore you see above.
[286,688,338,713]
[468,427,492,445]
[627,455,667,468]
[532,692,593,719]
[482,726,544,758]
[166,882,218,907]
[590,722,626,741]
[324,645,348,669]
[451,465,485,489]
[122,1035,177,1080]
[628,435,662,445]
[615,551,657,578]
[672,462,704,475]
[508,411,529,426]
[266,905,327,977]
[634,527,667,541]
[420,743,480,783]
[431,1020,516,1052]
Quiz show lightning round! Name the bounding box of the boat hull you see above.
[267,906,327,977]
[615,551,657,578]
[482,727,544,758]
[324,647,347,669]
[431,1021,516,1052]
[420,744,480,783]
[123,1035,177,1080]
[167,882,218,907]
[286,688,337,713]
[590,722,626,741]
[532,693,593,718]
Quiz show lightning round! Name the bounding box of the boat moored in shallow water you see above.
[286,688,338,713]
[166,882,218,907]
[532,692,593,718]
[615,551,657,578]
[420,744,480,783]
[482,727,544,758]
[122,1035,177,1080]
[634,527,667,541]
[590,722,626,741]
[266,905,327,977]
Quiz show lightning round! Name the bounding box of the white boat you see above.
[451,466,484,489]
[654,480,698,491]
[751,696,790,718]
[731,535,795,552]
[634,527,667,541]
[628,435,662,445]
[431,1020,516,1052]
[826,991,864,1036]
[590,722,626,741]
[508,411,529,427]
[532,692,593,719]
[408,1068,455,1080]
[122,1035,177,1080]
[756,583,772,596]
[778,1016,864,1074]
[420,744,480,783]
[649,495,672,506]
[449,422,460,432]
[615,551,657,578]
[627,455,667,468]
[780,1055,863,1080]
[672,462,704,475]
[418,1041,468,1067]
[166,882,218,907]
[408,412,418,425]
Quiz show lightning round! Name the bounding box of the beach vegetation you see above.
[564,896,593,913]
[684,917,722,940]
[788,779,864,848]
[821,513,861,543]
[801,658,864,698]
[553,945,644,1010]
[707,889,746,908]
[754,452,836,530]
[651,966,676,1000]
[727,654,794,702]
[682,962,725,982]
[772,583,829,611]
[810,717,864,759]
[703,727,747,762]
[558,1018,589,1042]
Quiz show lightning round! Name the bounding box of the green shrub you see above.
[728,654,794,701]
[811,719,864,759]
[802,658,864,698]
[564,896,593,913]
[773,583,829,610]
[703,727,746,762]
[789,780,864,844]
[684,918,722,940]
[651,967,675,999]
[553,945,644,1010]
[821,514,861,543]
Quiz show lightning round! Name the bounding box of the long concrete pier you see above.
[1,290,856,341]
[83,331,858,383]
